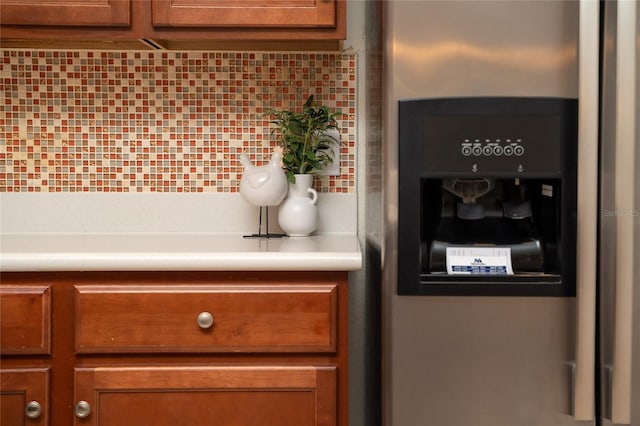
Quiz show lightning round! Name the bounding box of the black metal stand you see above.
[243,206,287,239]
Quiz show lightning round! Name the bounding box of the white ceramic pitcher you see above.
[277,174,319,237]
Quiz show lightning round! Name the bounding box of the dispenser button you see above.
[514,145,525,156]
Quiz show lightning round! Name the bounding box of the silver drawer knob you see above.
[25,401,42,419]
[75,400,91,418]
[197,311,214,329]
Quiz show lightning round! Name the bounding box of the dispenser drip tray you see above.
[445,246,514,274]
[429,239,544,276]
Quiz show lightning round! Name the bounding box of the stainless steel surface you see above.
[611,1,637,423]
[25,401,42,419]
[75,400,91,419]
[197,311,214,330]
[599,1,639,425]
[387,297,577,425]
[599,3,619,424]
[384,0,639,424]
[384,0,578,100]
[384,1,583,425]
[574,0,599,420]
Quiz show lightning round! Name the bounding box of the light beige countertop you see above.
[0,233,362,272]
[0,192,361,272]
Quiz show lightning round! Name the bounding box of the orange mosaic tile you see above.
[0,50,357,193]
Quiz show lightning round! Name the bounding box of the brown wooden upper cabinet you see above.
[0,0,130,26]
[152,0,338,28]
[0,0,346,44]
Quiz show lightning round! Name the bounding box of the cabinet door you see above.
[0,368,49,425]
[0,0,130,26]
[0,285,51,355]
[74,366,336,426]
[151,0,337,28]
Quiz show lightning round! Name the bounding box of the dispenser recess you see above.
[397,97,577,296]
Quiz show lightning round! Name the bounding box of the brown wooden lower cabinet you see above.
[0,368,50,425]
[0,285,51,355]
[74,366,336,426]
[0,271,348,426]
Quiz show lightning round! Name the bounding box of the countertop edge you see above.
[0,253,363,272]
[0,233,363,272]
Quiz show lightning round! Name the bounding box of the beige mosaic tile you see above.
[0,50,357,193]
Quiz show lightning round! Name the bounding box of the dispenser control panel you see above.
[420,113,565,176]
[460,139,525,157]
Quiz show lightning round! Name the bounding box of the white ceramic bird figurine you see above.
[239,150,288,207]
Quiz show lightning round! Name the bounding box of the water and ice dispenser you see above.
[397,97,577,296]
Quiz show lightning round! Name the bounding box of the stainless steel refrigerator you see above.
[382,1,639,425]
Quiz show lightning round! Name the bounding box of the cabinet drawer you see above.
[75,284,338,353]
[0,285,51,355]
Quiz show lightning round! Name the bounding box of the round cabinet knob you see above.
[75,400,91,418]
[197,311,214,329]
[25,401,42,419]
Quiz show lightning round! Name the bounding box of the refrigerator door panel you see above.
[597,2,617,420]
[599,1,639,425]
[383,1,586,425]
[610,0,636,422]
[389,297,580,426]
[575,0,600,420]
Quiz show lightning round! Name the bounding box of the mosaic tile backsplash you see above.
[0,50,356,193]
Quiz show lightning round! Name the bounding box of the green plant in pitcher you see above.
[265,95,341,183]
